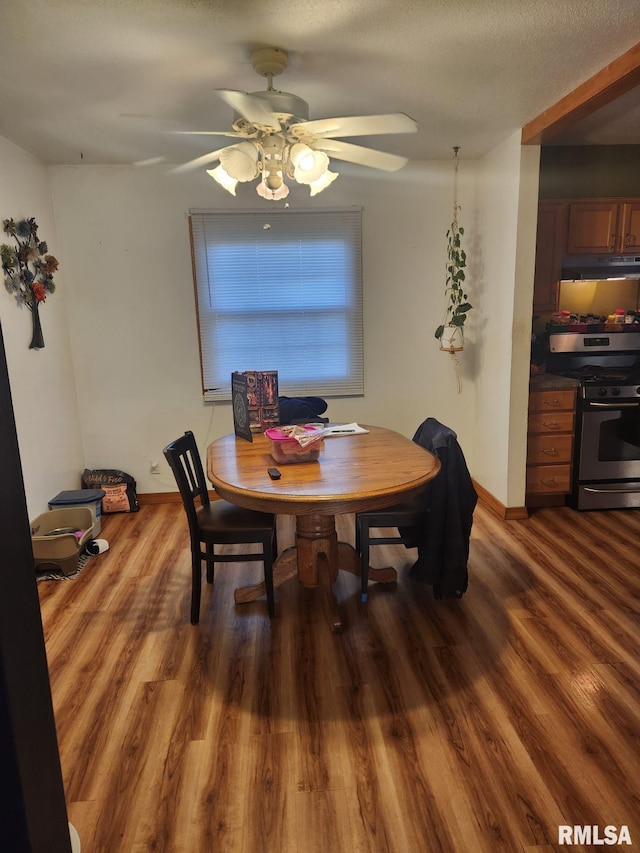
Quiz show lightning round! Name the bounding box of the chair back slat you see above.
[163,432,210,534]
[182,450,200,498]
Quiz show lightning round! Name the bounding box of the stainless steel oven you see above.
[576,397,640,508]
[546,330,640,510]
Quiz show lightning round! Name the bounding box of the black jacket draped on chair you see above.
[401,418,477,599]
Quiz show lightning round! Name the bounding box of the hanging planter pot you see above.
[434,148,471,390]
[439,324,464,352]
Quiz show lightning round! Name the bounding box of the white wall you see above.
[50,160,485,495]
[0,135,84,519]
[508,144,541,507]
[471,132,539,507]
[0,135,534,511]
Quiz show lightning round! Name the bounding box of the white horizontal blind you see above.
[190,208,363,402]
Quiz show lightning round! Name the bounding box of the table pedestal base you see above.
[233,513,397,631]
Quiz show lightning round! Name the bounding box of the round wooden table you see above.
[207,425,440,631]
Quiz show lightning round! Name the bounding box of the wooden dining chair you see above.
[355,421,439,602]
[355,494,428,602]
[163,431,276,624]
[356,418,476,602]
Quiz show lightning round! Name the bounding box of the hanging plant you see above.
[1,217,59,349]
[434,147,472,353]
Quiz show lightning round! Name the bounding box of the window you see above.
[189,208,363,402]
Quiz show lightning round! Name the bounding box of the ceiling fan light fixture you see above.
[289,143,330,184]
[206,164,238,195]
[219,141,259,181]
[309,169,339,196]
[256,178,289,200]
[258,135,290,195]
[264,171,284,191]
[185,46,416,201]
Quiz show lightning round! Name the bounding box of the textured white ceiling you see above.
[0,0,638,168]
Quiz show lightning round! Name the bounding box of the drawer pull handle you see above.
[540,448,558,455]
[542,399,560,406]
[539,478,557,486]
[542,420,559,428]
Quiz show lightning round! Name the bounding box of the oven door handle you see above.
[584,486,640,495]
[588,401,640,408]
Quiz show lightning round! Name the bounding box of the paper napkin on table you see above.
[323,423,369,436]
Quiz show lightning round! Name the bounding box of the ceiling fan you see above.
[171,47,418,199]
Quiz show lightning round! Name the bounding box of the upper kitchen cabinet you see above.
[621,201,640,252]
[533,201,568,313]
[566,199,640,254]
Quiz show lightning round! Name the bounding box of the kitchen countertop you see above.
[529,372,581,392]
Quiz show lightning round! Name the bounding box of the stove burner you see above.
[556,365,638,384]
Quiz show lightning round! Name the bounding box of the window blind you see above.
[190,208,363,402]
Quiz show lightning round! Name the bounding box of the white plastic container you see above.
[265,426,324,464]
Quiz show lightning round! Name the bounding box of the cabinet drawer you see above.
[529,389,575,413]
[527,434,573,464]
[526,464,572,494]
[528,411,575,434]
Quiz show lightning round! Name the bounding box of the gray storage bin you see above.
[48,489,105,537]
[31,507,94,576]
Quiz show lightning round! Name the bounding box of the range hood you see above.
[561,254,640,280]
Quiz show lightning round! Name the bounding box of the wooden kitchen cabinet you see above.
[621,201,640,252]
[566,198,640,254]
[526,386,577,499]
[533,202,568,313]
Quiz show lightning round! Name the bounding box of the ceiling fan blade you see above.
[171,146,231,174]
[167,129,249,137]
[133,156,167,167]
[296,113,417,139]
[313,139,409,172]
[216,89,280,130]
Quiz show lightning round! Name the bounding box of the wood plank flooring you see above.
[37,501,640,852]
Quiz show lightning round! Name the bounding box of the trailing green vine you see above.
[435,219,471,341]
[434,148,472,346]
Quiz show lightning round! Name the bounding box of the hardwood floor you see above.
[37,501,640,852]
